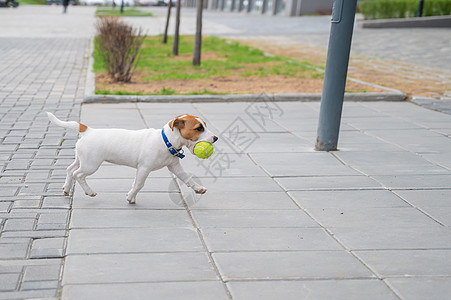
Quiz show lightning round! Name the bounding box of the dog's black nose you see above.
[213,136,218,143]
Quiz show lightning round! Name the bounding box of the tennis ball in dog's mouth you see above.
[194,141,214,159]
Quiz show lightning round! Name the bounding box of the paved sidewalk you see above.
[0,5,450,300]
[0,5,95,299]
[62,101,451,300]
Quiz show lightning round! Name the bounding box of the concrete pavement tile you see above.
[0,273,20,291]
[63,252,218,284]
[70,209,193,229]
[187,191,298,210]
[179,153,269,178]
[276,176,383,191]
[0,290,57,300]
[352,163,449,176]
[373,174,451,189]
[386,277,451,300]
[306,207,439,228]
[29,238,65,259]
[395,190,451,207]
[21,280,59,291]
[417,207,451,226]
[4,218,36,231]
[62,281,228,300]
[66,228,203,254]
[355,250,451,277]
[334,151,449,175]
[72,192,185,210]
[228,279,398,300]
[23,264,61,281]
[421,153,451,169]
[0,243,29,259]
[210,118,287,133]
[201,228,342,251]
[289,190,408,208]
[331,226,451,250]
[250,153,361,177]
[213,251,374,280]
[271,118,318,132]
[76,178,179,193]
[335,150,443,165]
[192,209,318,228]
[1,230,67,239]
[188,177,282,192]
[241,133,313,153]
[343,117,424,130]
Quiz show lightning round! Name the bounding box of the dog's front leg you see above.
[126,167,151,204]
[168,162,207,194]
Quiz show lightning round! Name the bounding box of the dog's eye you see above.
[196,126,204,132]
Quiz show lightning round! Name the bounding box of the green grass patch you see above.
[96,7,152,17]
[94,35,322,81]
[19,0,46,4]
[95,87,230,96]
[359,0,451,20]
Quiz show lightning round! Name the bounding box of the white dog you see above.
[47,112,218,204]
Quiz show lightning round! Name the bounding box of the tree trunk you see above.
[172,0,182,56]
[120,0,124,13]
[163,0,172,44]
[193,0,203,66]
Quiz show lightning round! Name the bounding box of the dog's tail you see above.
[46,112,89,133]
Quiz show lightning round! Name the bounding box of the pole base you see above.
[315,138,338,152]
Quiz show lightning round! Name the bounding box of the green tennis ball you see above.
[194,141,214,159]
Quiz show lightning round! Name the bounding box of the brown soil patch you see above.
[96,73,385,94]
[238,38,451,99]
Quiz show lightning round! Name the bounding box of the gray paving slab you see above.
[289,190,409,208]
[63,252,218,285]
[250,152,361,177]
[305,207,440,228]
[72,192,185,210]
[395,190,451,207]
[70,209,193,229]
[192,209,318,228]
[201,228,342,251]
[276,175,383,191]
[187,191,298,210]
[386,277,451,300]
[62,281,229,300]
[372,174,451,189]
[417,207,451,226]
[227,279,399,300]
[66,228,203,255]
[331,226,451,250]
[0,5,94,297]
[2,5,449,298]
[355,250,451,277]
[213,251,374,280]
[185,177,283,192]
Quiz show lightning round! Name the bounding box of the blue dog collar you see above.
[162,128,185,159]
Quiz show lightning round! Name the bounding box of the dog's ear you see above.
[169,118,185,131]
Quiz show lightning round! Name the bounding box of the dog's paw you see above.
[193,186,207,194]
[127,198,136,205]
[62,187,70,196]
[86,192,97,197]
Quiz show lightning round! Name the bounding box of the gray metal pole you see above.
[315,0,357,151]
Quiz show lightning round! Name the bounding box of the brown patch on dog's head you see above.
[169,114,206,141]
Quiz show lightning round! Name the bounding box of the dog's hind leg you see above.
[62,156,80,196]
[72,161,101,197]
[126,167,150,204]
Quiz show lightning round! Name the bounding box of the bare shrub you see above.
[96,16,145,83]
